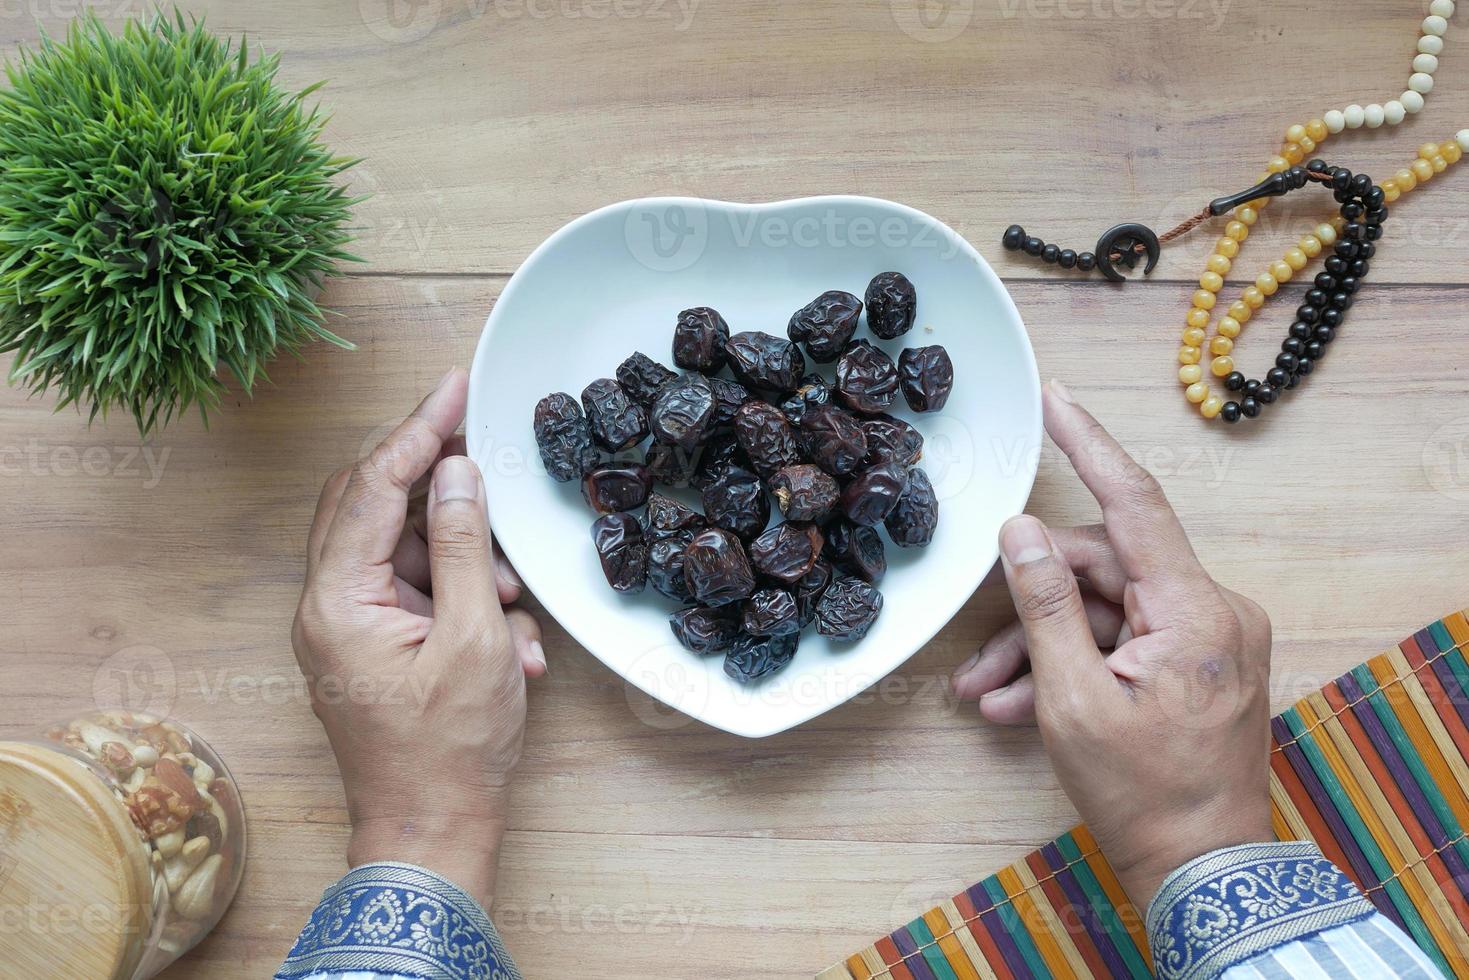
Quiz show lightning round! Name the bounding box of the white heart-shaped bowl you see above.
[468,196,1040,738]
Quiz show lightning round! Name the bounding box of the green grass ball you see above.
[0,10,361,434]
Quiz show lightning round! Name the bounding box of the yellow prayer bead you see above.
[1330,215,1347,231]
[1315,223,1337,247]
[1306,119,1328,142]
[1217,316,1241,338]
[1298,135,1316,154]
[1285,124,1307,144]
[1383,183,1401,203]
[1210,357,1234,378]
[1247,198,1270,211]
[1192,289,1216,311]
[1266,156,1289,174]
[1207,254,1232,276]
[1431,155,1448,174]
[1210,336,1234,356]
[1411,158,1434,182]
[1271,260,1294,283]
[1216,237,1239,258]
[1185,382,1210,404]
[1242,287,1265,309]
[1228,301,1251,323]
[1179,346,1201,365]
[1443,142,1463,165]
[1200,396,1224,419]
[1179,364,1203,385]
[1283,248,1308,271]
[1183,326,1207,347]
[1396,168,1418,192]
[1237,207,1258,227]
[1200,271,1224,292]
[1283,144,1304,165]
[1299,235,1322,258]
[1421,142,1442,161]
[1186,307,1210,329]
[1256,273,1278,296]
[1225,221,1249,242]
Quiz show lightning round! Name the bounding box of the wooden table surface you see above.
[3,2,1468,977]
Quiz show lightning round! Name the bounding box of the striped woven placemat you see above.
[822,609,1469,979]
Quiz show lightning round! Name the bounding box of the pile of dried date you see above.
[533,271,953,683]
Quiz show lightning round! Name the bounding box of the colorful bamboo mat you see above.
[822,610,1469,980]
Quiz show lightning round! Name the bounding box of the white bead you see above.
[1324,109,1346,134]
[1343,104,1365,128]
[1409,72,1435,94]
[1423,15,1448,35]
[1384,100,1406,125]
[1402,90,1426,113]
[1413,53,1439,74]
[1429,0,1453,16]
[1363,104,1384,128]
[1419,35,1444,55]
[1458,130,1469,152]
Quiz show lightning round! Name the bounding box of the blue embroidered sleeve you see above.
[1145,840,1382,980]
[275,862,522,980]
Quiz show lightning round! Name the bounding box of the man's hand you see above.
[292,369,545,910]
[953,381,1274,907]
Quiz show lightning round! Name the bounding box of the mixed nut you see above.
[532,271,953,683]
[43,711,243,958]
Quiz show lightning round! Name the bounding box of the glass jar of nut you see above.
[0,710,245,978]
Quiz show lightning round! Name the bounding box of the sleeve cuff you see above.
[1145,840,1376,980]
[275,862,522,980]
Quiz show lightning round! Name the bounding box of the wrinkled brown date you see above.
[682,528,756,607]
[864,272,917,340]
[616,352,678,408]
[645,492,705,539]
[673,307,730,373]
[690,430,749,491]
[825,518,886,584]
[793,557,833,627]
[885,467,938,547]
[591,513,648,593]
[862,414,924,468]
[670,605,741,654]
[770,463,840,523]
[742,588,801,636]
[724,631,799,682]
[650,374,715,451]
[581,378,648,451]
[648,534,694,602]
[700,464,770,541]
[734,401,801,478]
[533,392,599,483]
[725,331,806,394]
[835,340,900,415]
[709,377,752,428]
[840,462,910,526]
[899,345,954,413]
[799,404,868,476]
[645,441,698,488]
[780,374,832,427]
[748,521,823,584]
[816,576,884,641]
[787,290,862,362]
[582,463,654,513]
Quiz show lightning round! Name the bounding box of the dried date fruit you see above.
[645,492,705,539]
[885,467,938,547]
[724,631,799,683]
[780,374,832,427]
[581,378,648,451]
[835,340,900,415]
[793,558,833,627]
[733,401,801,478]
[709,377,752,427]
[650,374,715,451]
[683,528,757,607]
[645,441,698,488]
[787,290,862,362]
[840,462,910,526]
[700,464,770,541]
[673,307,730,372]
[898,345,954,413]
[741,588,801,636]
[748,521,823,584]
[862,414,924,468]
[864,271,917,340]
[725,331,806,394]
[616,352,678,408]
[649,535,695,602]
[816,576,884,641]
[770,463,840,523]
[825,518,886,584]
[582,463,654,513]
[670,606,741,654]
[799,404,868,476]
[591,513,649,593]
[690,430,749,491]
[533,392,599,482]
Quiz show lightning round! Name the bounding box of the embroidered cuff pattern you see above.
[1146,840,1376,980]
[275,862,522,980]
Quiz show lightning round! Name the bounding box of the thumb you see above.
[998,516,1109,712]
[427,456,505,633]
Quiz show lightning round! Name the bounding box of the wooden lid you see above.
[0,741,155,980]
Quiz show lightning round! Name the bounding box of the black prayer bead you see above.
[1325,256,1348,275]
[1341,202,1364,221]
[1314,325,1334,343]
[1307,159,1328,173]
[1244,379,1261,396]
[1058,249,1077,268]
[1042,244,1060,263]
[1321,308,1343,327]
[1315,272,1338,290]
[1289,321,1312,340]
[1350,173,1372,195]
[1282,337,1305,357]
[1267,367,1289,388]
[1359,242,1376,260]
[1076,252,1096,271]
[1366,224,1383,241]
[1003,225,1026,250]
[1350,259,1369,276]
[1344,222,1364,241]
[1365,187,1385,208]
[1276,353,1299,373]
[1305,288,1327,307]
[1225,371,1246,391]
[1222,401,1242,423]
[1297,357,1314,375]
[1330,168,1352,191]
[1256,384,1278,404]
[1331,292,1352,310]
[1297,305,1320,324]
[1023,236,1044,256]
[1241,397,1261,418]
[1338,276,1359,294]
[1306,339,1326,359]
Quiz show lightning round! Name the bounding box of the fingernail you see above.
[435,367,458,392]
[953,651,981,678]
[1048,379,1076,404]
[979,684,1011,702]
[435,456,480,502]
[1000,516,1053,565]
[528,640,547,671]
[497,557,524,590]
